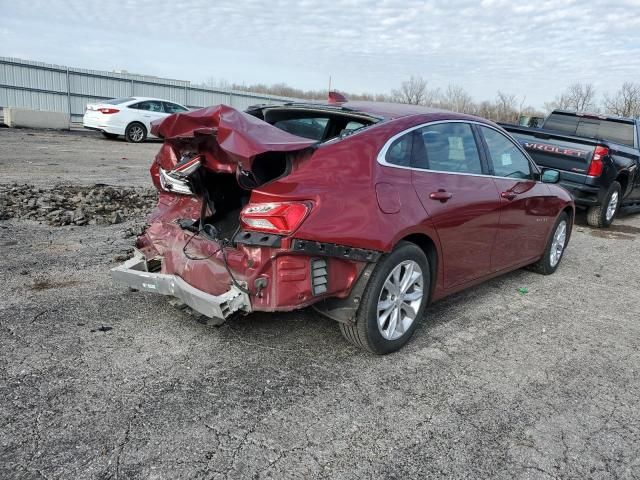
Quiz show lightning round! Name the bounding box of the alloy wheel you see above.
[606,191,619,222]
[129,125,144,142]
[377,260,424,341]
[549,220,567,267]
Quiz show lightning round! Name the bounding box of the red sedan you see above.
[112,95,574,354]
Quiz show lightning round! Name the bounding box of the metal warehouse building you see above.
[0,57,297,125]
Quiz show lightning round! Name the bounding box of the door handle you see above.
[429,190,453,203]
[501,191,517,200]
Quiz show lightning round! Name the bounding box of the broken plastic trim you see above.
[313,262,376,323]
[110,251,251,319]
[233,230,282,248]
[290,239,382,262]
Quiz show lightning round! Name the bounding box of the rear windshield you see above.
[103,97,135,105]
[258,107,376,142]
[544,112,635,147]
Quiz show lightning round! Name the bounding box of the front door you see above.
[409,122,501,288]
[477,125,554,271]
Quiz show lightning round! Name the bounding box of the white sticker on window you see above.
[501,153,512,166]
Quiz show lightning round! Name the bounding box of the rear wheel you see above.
[102,132,118,140]
[529,212,569,275]
[125,122,147,143]
[587,181,621,228]
[339,242,430,354]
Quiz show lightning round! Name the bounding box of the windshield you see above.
[544,112,635,147]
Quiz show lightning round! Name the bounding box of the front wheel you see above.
[125,122,147,143]
[340,242,430,354]
[587,181,621,228]
[529,212,569,275]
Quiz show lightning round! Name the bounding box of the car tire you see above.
[125,122,147,143]
[529,211,570,275]
[339,241,430,354]
[587,181,621,228]
[102,132,119,140]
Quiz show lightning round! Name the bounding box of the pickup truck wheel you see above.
[339,242,429,354]
[125,122,147,143]
[587,181,621,228]
[529,212,569,275]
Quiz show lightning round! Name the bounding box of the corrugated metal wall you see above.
[0,57,299,123]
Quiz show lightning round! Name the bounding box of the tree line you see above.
[204,76,640,123]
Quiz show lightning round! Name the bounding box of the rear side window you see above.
[129,100,164,112]
[385,133,413,167]
[103,97,135,105]
[272,118,329,141]
[480,126,532,179]
[544,113,635,147]
[413,122,482,174]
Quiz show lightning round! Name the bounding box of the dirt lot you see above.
[1,128,640,479]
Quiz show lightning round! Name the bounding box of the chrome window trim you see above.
[376,119,540,180]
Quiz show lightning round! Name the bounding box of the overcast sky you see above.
[2,0,640,108]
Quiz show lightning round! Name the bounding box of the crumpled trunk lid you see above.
[151,104,316,173]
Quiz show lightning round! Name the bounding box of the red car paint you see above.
[134,102,574,314]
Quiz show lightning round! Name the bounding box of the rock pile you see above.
[0,183,157,226]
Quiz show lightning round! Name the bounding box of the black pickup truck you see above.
[502,110,640,227]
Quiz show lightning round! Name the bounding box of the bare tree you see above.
[561,83,597,111]
[603,82,640,118]
[494,91,518,123]
[391,76,435,105]
[544,93,571,113]
[203,77,231,89]
[439,84,475,113]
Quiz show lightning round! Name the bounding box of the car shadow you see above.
[194,266,537,358]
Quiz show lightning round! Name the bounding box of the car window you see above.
[272,117,329,141]
[384,132,413,167]
[412,122,482,174]
[129,100,164,112]
[342,120,366,135]
[544,112,634,147]
[480,126,532,179]
[163,102,188,114]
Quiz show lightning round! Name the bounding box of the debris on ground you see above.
[517,287,529,295]
[91,325,113,333]
[0,183,156,226]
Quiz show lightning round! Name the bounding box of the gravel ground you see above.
[1,129,640,479]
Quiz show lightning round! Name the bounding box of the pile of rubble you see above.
[0,183,158,226]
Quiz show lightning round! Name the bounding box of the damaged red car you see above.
[112,94,574,354]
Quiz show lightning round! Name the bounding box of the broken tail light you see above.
[97,108,120,114]
[158,156,202,195]
[587,145,608,177]
[240,202,311,235]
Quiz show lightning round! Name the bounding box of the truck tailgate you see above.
[503,125,598,184]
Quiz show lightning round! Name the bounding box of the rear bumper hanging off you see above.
[110,251,251,319]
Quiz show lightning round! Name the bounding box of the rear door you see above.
[477,125,552,270]
[408,121,501,288]
[129,100,166,133]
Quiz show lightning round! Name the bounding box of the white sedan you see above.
[83,96,189,143]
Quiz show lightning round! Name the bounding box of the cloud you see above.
[1,0,639,107]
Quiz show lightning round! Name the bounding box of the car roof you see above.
[127,96,184,104]
[258,99,491,125]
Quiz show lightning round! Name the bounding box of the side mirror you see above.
[541,169,560,184]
